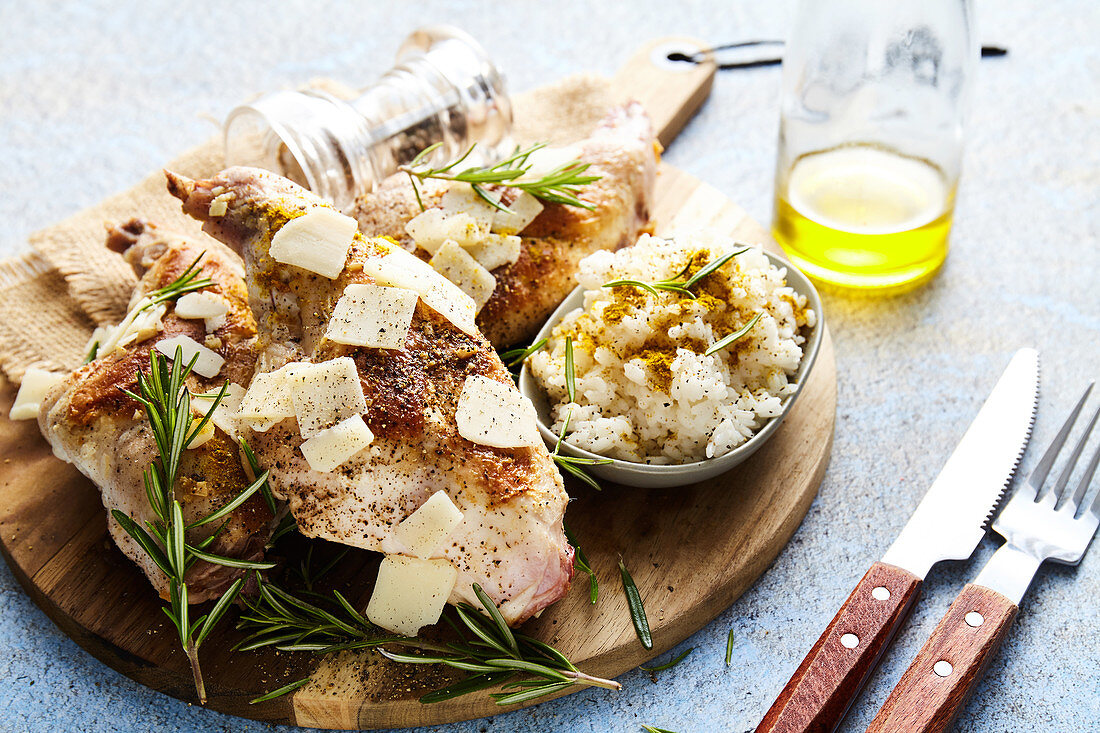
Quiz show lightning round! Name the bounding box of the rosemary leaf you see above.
[249,677,311,704]
[196,577,244,646]
[186,546,277,570]
[641,726,680,733]
[726,628,735,667]
[187,470,269,528]
[640,646,694,672]
[110,510,171,575]
[490,680,574,706]
[473,583,520,658]
[564,336,576,403]
[500,336,548,368]
[563,524,598,605]
[141,253,214,313]
[618,558,652,649]
[83,340,100,364]
[704,311,763,357]
[419,672,515,704]
[554,456,603,491]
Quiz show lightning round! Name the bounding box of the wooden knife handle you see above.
[755,562,921,733]
[866,584,1018,733]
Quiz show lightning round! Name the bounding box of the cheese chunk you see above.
[440,183,499,233]
[429,241,496,311]
[405,208,485,254]
[9,368,65,421]
[455,375,542,448]
[366,556,458,636]
[464,233,522,272]
[155,335,224,378]
[300,414,374,472]
[174,292,228,319]
[325,283,418,350]
[394,491,464,559]
[236,363,304,432]
[186,419,215,449]
[491,191,543,234]
[269,208,357,279]
[289,357,367,439]
[191,382,246,440]
[361,246,478,336]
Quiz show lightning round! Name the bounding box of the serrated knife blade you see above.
[756,348,1039,733]
[881,347,1039,578]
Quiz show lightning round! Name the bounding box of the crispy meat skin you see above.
[352,102,658,349]
[169,168,573,624]
[38,220,273,602]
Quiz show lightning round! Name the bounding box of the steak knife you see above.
[755,348,1039,733]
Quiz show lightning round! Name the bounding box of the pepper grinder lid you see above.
[223,25,512,212]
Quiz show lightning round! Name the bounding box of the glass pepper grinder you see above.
[224,25,513,212]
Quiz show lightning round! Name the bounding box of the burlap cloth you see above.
[0,75,616,384]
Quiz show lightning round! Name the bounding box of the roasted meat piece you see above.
[168,168,573,624]
[38,219,276,602]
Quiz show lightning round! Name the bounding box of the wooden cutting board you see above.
[0,39,836,730]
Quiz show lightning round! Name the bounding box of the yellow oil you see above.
[773,144,955,292]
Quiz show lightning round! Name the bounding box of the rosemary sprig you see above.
[399,142,600,213]
[563,524,598,605]
[618,558,652,650]
[726,628,735,667]
[236,575,620,705]
[111,347,276,703]
[139,253,214,313]
[549,341,611,490]
[249,677,311,704]
[640,646,694,672]
[603,246,751,300]
[239,437,279,514]
[704,312,763,357]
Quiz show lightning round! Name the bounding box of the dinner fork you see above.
[866,383,1100,733]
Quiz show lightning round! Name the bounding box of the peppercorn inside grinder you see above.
[224,25,513,212]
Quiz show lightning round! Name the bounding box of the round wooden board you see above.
[0,164,836,730]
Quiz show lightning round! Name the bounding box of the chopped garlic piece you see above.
[208,192,234,217]
[300,414,374,472]
[366,556,458,636]
[269,208,358,279]
[155,335,225,378]
[405,208,486,253]
[191,382,246,440]
[9,368,65,421]
[430,241,496,311]
[464,233,522,271]
[361,246,478,336]
[324,283,418,350]
[204,313,227,333]
[455,375,542,448]
[175,292,228,319]
[491,191,543,234]
[394,490,463,559]
[289,357,367,439]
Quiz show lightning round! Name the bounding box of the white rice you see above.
[530,233,816,463]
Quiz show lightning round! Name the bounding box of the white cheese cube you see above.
[155,335,225,378]
[361,246,478,336]
[464,233,522,272]
[300,414,374,472]
[9,368,65,421]
[440,183,499,232]
[325,283,418,350]
[174,292,229,319]
[236,363,305,432]
[491,191,544,234]
[191,382,246,440]
[405,208,486,254]
[269,208,358,279]
[429,241,496,312]
[394,491,464,559]
[366,556,458,636]
[186,418,215,449]
[289,357,367,439]
[455,375,542,448]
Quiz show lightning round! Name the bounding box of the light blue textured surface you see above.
[1,1,1098,732]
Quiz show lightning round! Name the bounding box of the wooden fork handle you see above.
[866,584,1018,733]
[756,562,921,733]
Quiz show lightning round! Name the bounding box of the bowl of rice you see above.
[519,232,823,488]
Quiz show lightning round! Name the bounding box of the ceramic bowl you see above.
[518,249,824,489]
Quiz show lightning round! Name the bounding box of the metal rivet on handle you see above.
[871,586,891,601]
[840,633,859,649]
[965,612,985,627]
[933,660,953,677]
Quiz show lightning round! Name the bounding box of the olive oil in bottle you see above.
[773,144,955,291]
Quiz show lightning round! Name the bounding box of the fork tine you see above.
[1080,440,1100,521]
[1054,403,1100,511]
[1032,382,1094,500]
